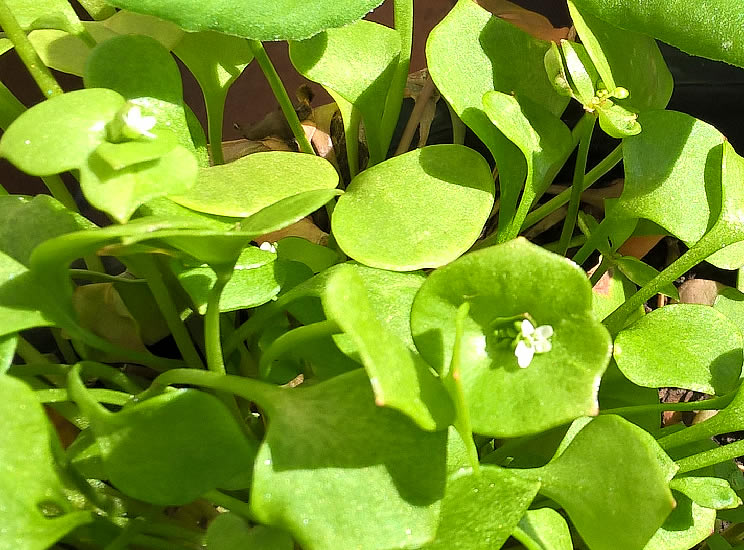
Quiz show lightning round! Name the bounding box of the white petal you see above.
[520,319,535,337]
[514,340,534,368]
[534,340,552,353]
[535,325,553,339]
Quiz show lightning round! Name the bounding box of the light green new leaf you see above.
[102,10,184,49]
[614,304,743,395]
[105,0,385,41]
[171,151,339,217]
[320,265,454,431]
[522,415,676,550]
[29,24,116,76]
[569,0,744,69]
[512,508,573,550]
[251,369,447,550]
[206,513,293,550]
[0,88,125,175]
[0,375,92,549]
[670,477,741,510]
[427,0,568,229]
[411,239,612,437]
[290,20,400,164]
[69,368,258,505]
[6,0,84,34]
[422,466,541,549]
[332,145,494,271]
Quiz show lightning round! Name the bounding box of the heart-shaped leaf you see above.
[0,375,92,548]
[250,368,447,549]
[421,466,541,549]
[519,415,676,550]
[0,88,125,175]
[320,264,454,431]
[171,151,339,217]
[68,367,258,505]
[105,0,386,41]
[512,508,573,550]
[332,145,494,271]
[206,513,293,550]
[290,20,400,165]
[411,238,612,437]
[614,304,743,395]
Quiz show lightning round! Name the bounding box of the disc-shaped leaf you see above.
[569,0,744,69]
[321,265,454,431]
[69,371,258,505]
[411,238,611,437]
[614,304,743,395]
[525,415,676,550]
[0,88,125,175]
[105,0,385,41]
[332,145,494,271]
[512,508,573,550]
[171,151,339,217]
[566,0,673,112]
[0,375,92,548]
[29,24,116,76]
[206,513,293,550]
[290,20,400,164]
[250,368,447,550]
[421,466,541,549]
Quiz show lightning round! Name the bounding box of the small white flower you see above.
[259,241,277,254]
[514,319,553,368]
[121,105,157,139]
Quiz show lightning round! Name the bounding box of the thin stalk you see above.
[0,1,63,97]
[69,269,146,284]
[600,393,734,418]
[203,489,254,520]
[447,101,466,146]
[394,74,436,156]
[224,303,281,356]
[557,115,596,256]
[16,336,50,364]
[346,107,362,179]
[603,230,726,335]
[128,255,205,371]
[543,234,586,253]
[36,387,131,406]
[247,40,314,155]
[9,361,143,394]
[523,144,623,231]
[206,93,226,165]
[675,439,744,474]
[41,174,78,211]
[380,0,413,156]
[258,319,342,379]
[52,328,78,364]
[588,255,611,287]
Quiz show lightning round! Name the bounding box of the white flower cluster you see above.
[513,319,553,368]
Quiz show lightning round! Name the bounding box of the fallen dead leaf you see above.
[256,216,328,246]
[675,278,726,306]
[476,0,571,42]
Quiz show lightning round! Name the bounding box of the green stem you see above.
[258,319,341,379]
[449,303,479,472]
[128,255,205,370]
[9,361,143,394]
[603,230,727,335]
[52,328,78,364]
[247,40,314,155]
[0,1,63,97]
[676,439,744,474]
[206,92,226,165]
[224,303,281,356]
[69,269,146,284]
[203,489,254,520]
[16,336,50,364]
[523,144,623,231]
[557,115,596,256]
[0,77,26,129]
[600,393,735,418]
[447,101,466,146]
[36,387,132,406]
[380,0,413,156]
[41,174,78,211]
[345,106,362,179]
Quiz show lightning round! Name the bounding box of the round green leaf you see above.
[0,88,125,176]
[29,24,117,76]
[411,238,611,437]
[105,0,385,41]
[512,508,573,550]
[171,151,339,217]
[7,0,84,33]
[70,373,258,506]
[614,304,743,395]
[332,145,494,271]
[206,513,293,550]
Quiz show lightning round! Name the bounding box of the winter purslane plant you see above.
[3,0,744,549]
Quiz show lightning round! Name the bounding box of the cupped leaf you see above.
[105,0,385,41]
[421,466,541,549]
[68,369,258,505]
[521,415,676,550]
[566,0,673,112]
[0,88,125,175]
[171,151,339,217]
[569,0,744,69]
[332,145,494,271]
[250,368,447,550]
[0,375,92,548]
[290,20,400,164]
[427,0,568,228]
[320,265,454,431]
[512,508,573,550]
[614,304,743,395]
[411,238,611,437]
[206,513,293,550]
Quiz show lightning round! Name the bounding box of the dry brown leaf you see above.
[256,216,328,246]
[617,235,664,260]
[675,278,726,306]
[476,0,571,42]
[45,406,79,448]
[403,68,441,150]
